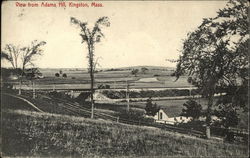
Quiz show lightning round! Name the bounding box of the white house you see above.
[149,108,191,125]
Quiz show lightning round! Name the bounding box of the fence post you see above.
[18,80,21,95]
[206,126,211,139]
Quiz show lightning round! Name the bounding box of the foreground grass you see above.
[2,109,248,158]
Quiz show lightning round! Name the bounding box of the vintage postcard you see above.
[1,0,249,157]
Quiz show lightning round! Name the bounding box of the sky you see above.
[1,1,228,68]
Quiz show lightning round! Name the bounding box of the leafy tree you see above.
[62,73,67,78]
[213,102,241,142]
[181,99,203,121]
[141,67,149,74]
[214,103,239,129]
[71,16,110,119]
[131,69,139,77]
[145,97,159,116]
[55,73,60,77]
[174,0,248,138]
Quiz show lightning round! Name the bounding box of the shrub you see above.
[117,109,154,125]
[102,89,196,99]
[55,73,60,77]
[145,98,159,116]
[62,73,67,78]
[180,99,202,120]
[75,92,91,103]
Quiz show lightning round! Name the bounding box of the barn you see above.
[151,108,191,125]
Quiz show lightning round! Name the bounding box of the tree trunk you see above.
[18,80,21,95]
[205,95,213,139]
[126,81,130,112]
[19,66,25,95]
[32,81,36,99]
[90,70,94,119]
[89,47,95,119]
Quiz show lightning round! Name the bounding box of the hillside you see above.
[2,109,248,157]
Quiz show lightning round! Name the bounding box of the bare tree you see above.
[2,41,46,95]
[71,16,110,119]
[20,40,46,96]
[2,44,22,93]
[1,44,21,69]
[21,40,46,74]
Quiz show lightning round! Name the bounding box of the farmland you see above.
[2,66,248,157]
[9,66,193,90]
[4,66,248,130]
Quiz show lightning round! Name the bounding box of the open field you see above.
[8,66,193,90]
[2,109,248,157]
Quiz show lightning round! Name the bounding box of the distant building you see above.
[24,68,44,79]
[148,108,220,125]
[146,108,191,125]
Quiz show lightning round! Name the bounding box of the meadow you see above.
[11,66,192,90]
[2,109,248,157]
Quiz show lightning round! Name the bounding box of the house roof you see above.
[158,108,180,118]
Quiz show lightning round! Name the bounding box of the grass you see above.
[10,67,191,89]
[120,99,208,118]
[2,109,249,157]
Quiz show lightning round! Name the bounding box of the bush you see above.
[180,99,202,120]
[102,89,193,99]
[62,73,67,78]
[48,91,71,100]
[75,92,91,103]
[145,98,159,116]
[55,73,60,77]
[117,109,154,125]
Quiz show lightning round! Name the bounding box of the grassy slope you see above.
[2,109,248,158]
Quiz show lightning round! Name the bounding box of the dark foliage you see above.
[131,69,139,77]
[102,89,193,99]
[181,99,203,120]
[75,92,91,104]
[118,108,155,125]
[62,73,67,78]
[1,68,22,80]
[145,98,159,116]
[55,73,60,77]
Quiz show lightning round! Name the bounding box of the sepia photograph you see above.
[1,0,249,157]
